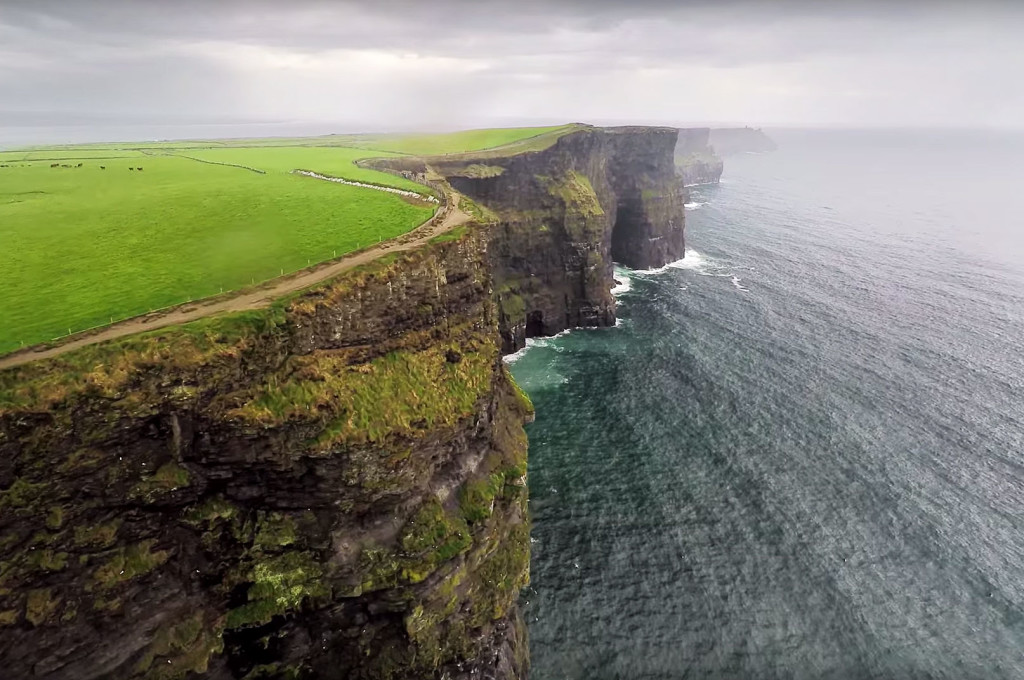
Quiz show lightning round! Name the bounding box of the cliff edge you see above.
[0,124,685,679]
[422,126,686,353]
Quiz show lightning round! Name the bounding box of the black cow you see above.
[50,163,59,168]
[129,167,135,171]
[100,166,106,170]
[137,167,143,171]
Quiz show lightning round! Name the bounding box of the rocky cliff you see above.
[429,126,686,353]
[0,125,686,679]
[709,126,777,155]
[0,229,531,680]
[674,127,724,186]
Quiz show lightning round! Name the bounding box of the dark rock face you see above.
[0,231,532,680]
[675,128,725,186]
[435,126,686,353]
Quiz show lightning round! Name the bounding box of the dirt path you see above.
[0,188,470,370]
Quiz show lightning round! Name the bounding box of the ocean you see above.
[509,129,1024,679]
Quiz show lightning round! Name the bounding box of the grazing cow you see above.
[50,163,59,168]
[129,167,135,171]
[76,163,83,167]
[61,164,71,168]
[137,167,143,171]
[100,166,106,170]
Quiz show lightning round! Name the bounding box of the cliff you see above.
[426,126,686,353]
[709,126,777,155]
[0,125,685,679]
[674,127,724,186]
[0,229,531,680]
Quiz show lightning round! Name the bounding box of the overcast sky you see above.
[2,0,1023,132]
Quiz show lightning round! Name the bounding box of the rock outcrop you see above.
[0,124,687,679]
[430,126,687,353]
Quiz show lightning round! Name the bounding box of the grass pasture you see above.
[0,124,574,355]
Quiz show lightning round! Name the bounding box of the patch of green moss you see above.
[92,593,122,613]
[358,499,473,593]
[540,171,604,218]
[429,225,469,244]
[135,611,225,680]
[0,609,18,626]
[26,587,60,626]
[183,496,237,527]
[73,519,122,549]
[60,602,77,622]
[91,540,170,589]
[27,549,68,572]
[401,499,473,564]
[131,462,191,501]
[468,522,531,628]
[45,506,64,530]
[252,512,298,551]
[459,195,499,224]
[0,478,46,509]
[225,552,328,630]
[455,164,505,178]
[504,366,534,418]
[497,285,526,322]
[458,474,505,524]
[242,663,303,680]
[233,325,496,448]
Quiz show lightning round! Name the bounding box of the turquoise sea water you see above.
[510,130,1024,679]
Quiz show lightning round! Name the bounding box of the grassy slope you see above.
[0,125,572,354]
[352,125,577,156]
[0,154,431,352]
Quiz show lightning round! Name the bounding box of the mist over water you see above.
[510,130,1024,679]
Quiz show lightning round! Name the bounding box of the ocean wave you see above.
[684,202,705,210]
[611,276,632,295]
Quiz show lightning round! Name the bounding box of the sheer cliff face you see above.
[675,127,725,186]
[436,127,686,353]
[0,231,531,680]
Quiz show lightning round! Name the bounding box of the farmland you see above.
[0,125,577,355]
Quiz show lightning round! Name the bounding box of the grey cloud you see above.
[1,0,1023,131]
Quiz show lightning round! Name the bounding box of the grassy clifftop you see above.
[0,224,534,680]
[0,124,573,355]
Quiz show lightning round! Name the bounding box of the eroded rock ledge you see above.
[0,125,686,679]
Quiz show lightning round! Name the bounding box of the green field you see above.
[0,124,576,354]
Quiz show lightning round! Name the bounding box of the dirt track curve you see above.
[0,188,471,371]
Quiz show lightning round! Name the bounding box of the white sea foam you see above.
[611,276,632,295]
[667,249,710,271]
[684,201,705,210]
[731,276,748,292]
[502,345,530,364]
[502,330,571,364]
[628,248,704,275]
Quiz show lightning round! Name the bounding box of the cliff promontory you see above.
[0,124,687,679]
[426,126,687,353]
[709,126,777,155]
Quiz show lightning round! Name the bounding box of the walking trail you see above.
[0,183,471,371]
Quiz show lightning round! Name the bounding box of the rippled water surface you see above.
[510,130,1024,679]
